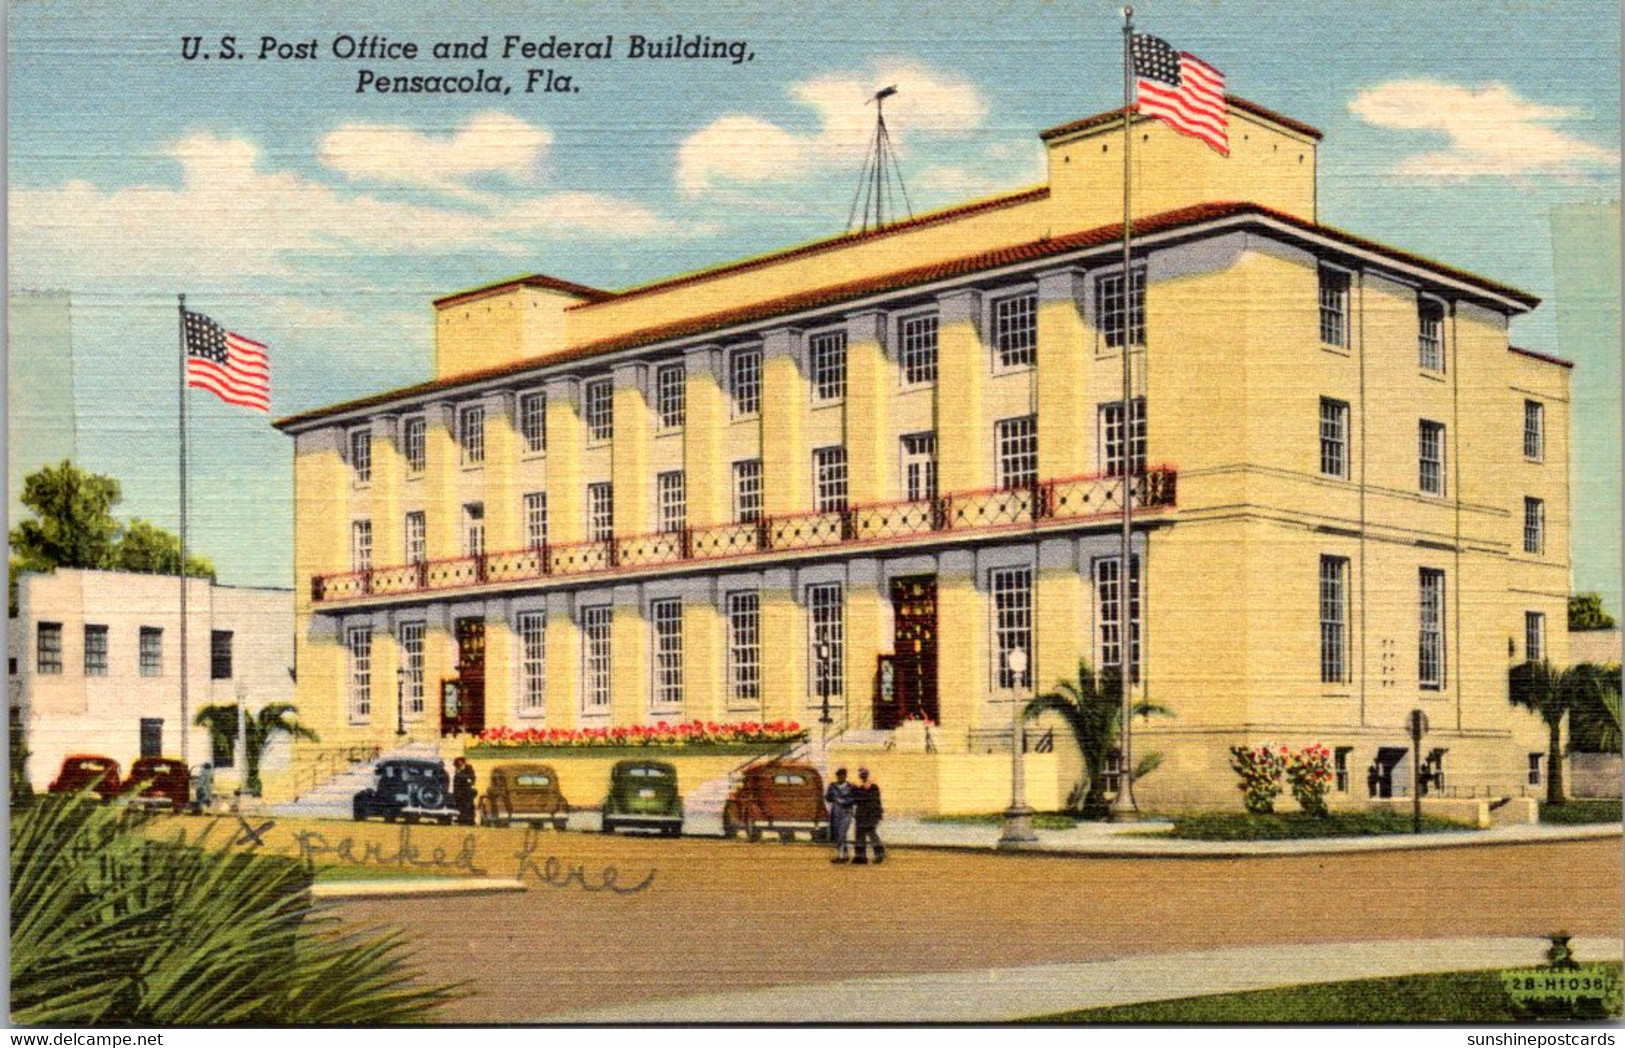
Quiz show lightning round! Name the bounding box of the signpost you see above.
[1409,709,1429,833]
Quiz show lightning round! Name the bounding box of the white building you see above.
[8,568,294,791]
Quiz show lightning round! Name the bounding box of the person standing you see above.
[825,766,855,863]
[452,757,477,826]
[852,766,885,865]
[194,762,214,813]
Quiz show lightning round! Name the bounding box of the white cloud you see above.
[677,60,989,197]
[319,111,553,196]
[1349,80,1619,182]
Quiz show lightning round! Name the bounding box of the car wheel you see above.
[780,831,794,843]
[352,797,369,822]
[601,818,614,834]
[665,825,680,837]
[746,823,763,843]
[405,813,420,824]
[553,818,567,832]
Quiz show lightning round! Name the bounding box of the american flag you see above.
[1131,34,1228,155]
[184,310,270,413]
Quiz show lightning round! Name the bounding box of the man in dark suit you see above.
[452,757,478,826]
[851,767,885,865]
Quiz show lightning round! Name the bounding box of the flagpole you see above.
[1112,5,1141,820]
[177,294,190,765]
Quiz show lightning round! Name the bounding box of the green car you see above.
[601,759,684,836]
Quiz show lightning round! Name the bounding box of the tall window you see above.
[1097,267,1146,349]
[584,378,613,442]
[398,620,425,717]
[38,624,63,675]
[996,415,1039,490]
[1418,420,1446,496]
[588,482,614,542]
[901,433,938,502]
[651,598,683,711]
[991,567,1034,689]
[139,627,162,677]
[807,583,844,699]
[84,625,108,677]
[404,511,426,564]
[351,520,373,572]
[1320,556,1349,684]
[458,404,486,465]
[403,416,426,474]
[899,313,939,386]
[813,447,848,512]
[1100,399,1147,478]
[524,492,549,549]
[1524,400,1545,461]
[209,629,233,680]
[809,330,848,403]
[1319,266,1350,348]
[658,471,686,534]
[349,428,372,483]
[1320,398,1349,479]
[1418,299,1444,371]
[517,611,546,716]
[1419,568,1446,689]
[733,459,763,523]
[655,362,686,429]
[519,390,547,453]
[462,503,485,558]
[726,592,761,707]
[1525,610,1546,662]
[1523,497,1545,554]
[346,625,372,722]
[994,292,1039,368]
[581,606,612,713]
[1095,557,1142,680]
[729,346,762,417]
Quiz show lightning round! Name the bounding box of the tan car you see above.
[479,763,571,830]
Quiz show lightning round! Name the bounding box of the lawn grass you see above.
[920,811,1088,831]
[1540,799,1622,825]
[309,862,479,883]
[1025,964,1623,1023]
[1156,809,1473,840]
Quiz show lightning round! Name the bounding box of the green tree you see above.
[195,702,319,795]
[1509,660,1607,805]
[114,518,216,580]
[1569,664,1623,754]
[1024,659,1171,819]
[1568,593,1618,631]
[8,460,122,572]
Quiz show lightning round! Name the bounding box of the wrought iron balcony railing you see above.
[310,465,1177,605]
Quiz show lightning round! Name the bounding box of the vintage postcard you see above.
[6,0,1622,1029]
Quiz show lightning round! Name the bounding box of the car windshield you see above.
[774,774,806,785]
[515,774,551,787]
[633,767,666,778]
[73,760,109,770]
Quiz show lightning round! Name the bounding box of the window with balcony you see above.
[1319,266,1350,348]
[729,346,762,418]
[517,611,546,717]
[808,583,845,700]
[404,511,426,564]
[996,415,1038,490]
[991,566,1033,689]
[733,459,763,524]
[139,627,162,677]
[901,433,937,502]
[657,472,686,534]
[458,404,486,466]
[727,591,761,707]
[1419,568,1446,689]
[1523,497,1545,554]
[1418,299,1444,371]
[1419,420,1446,496]
[1100,399,1146,478]
[655,362,686,430]
[584,378,613,443]
[994,291,1038,368]
[651,598,683,712]
[1320,556,1349,684]
[1097,267,1146,349]
[462,503,485,558]
[1524,400,1545,461]
[210,629,233,680]
[524,492,548,549]
[348,428,372,483]
[899,313,939,386]
[1525,610,1546,662]
[809,330,848,403]
[403,416,426,474]
[1320,398,1349,479]
[351,520,372,572]
[581,606,612,713]
[346,624,372,723]
[519,390,547,453]
[83,625,108,677]
[1095,556,1141,681]
[588,482,614,542]
[813,447,848,513]
[398,620,425,717]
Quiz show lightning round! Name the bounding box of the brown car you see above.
[478,763,571,830]
[122,757,191,813]
[48,755,122,801]
[722,761,829,842]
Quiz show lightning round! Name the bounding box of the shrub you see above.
[1228,744,1287,814]
[1285,744,1335,817]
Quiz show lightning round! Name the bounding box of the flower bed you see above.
[466,720,806,757]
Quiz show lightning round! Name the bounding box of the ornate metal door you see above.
[444,617,486,736]
[879,576,938,729]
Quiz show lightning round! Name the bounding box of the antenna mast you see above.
[846,85,914,233]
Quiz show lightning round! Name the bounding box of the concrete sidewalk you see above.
[545,935,1625,1023]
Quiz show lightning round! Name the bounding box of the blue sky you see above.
[8,0,1620,607]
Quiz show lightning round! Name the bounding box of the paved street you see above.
[266,817,1624,1023]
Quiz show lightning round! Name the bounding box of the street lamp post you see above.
[816,641,833,749]
[998,647,1037,848]
[233,681,247,812]
[396,667,409,738]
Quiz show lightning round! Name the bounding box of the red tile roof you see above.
[1040,95,1324,142]
[1509,345,1575,369]
[432,274,614,311]
[276,200,1538,431]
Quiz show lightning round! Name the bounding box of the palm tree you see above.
[195,703,319,796]
[1024,659,1171,819]
[1509,660,1604,806]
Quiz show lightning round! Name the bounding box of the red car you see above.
[723,762,829,842]
[47,755,122,801]
[122,757,191,812]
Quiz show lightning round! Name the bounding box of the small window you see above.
[349,428,372,484]
[519,391,547,454]
[991,566,1034,689]
[405,511,427,564]
[1523,400,1545,461]
[727,591,761,706]
[83,625,108,677]
[1319,266,1350,348]
[346,625,372,723]
[733,459,763,524]
[403,416,427,474]
[901,433,937,502]
[1418,299,1444,371]
[1523,497,1545,555]
[399,620,426,717]
[1097,268,1146,349]
[210,629,233,680]
[1525,610,1546,662]
[1334,747,1354,793]
[1418,420,1446,496]
[813,447,848,513]
[1419,568,1446,689]
[587,482,614,542]
[655,363,686,430]
[650,598,683,711]
[1320,556,1349,684]
[1094,558,1141,681]
[139,627,163,678]
[351,520,372,572]
[463,503,485,558]
[581,605,612,712]
[996,415,1038,490]
[517,611,546,716]
[1100,400,1146,478]
[1528,753,1544,786]
[524,492,548,550]
[809,331,848,403]
[458,404,486,466]
[899,313,939,386]
[584,379,613,443]
[1320,398,1349,479]
[729,347,762,417]
[993,292,1039,369]
[658,471,686,534]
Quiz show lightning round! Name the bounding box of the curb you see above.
[312,877,527,899]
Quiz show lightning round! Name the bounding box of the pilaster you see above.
[611,363,652,536]
[682,346,725,525]
[1036,267,1090,479]
[482,391,520,552]
[936,289,987,492]
[543,377,584,544]
[844,312,891,504]
[760,329,808,515]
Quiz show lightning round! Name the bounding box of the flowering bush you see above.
[469,720,806,751]
[1285,744,1335,817]
[1228,744,1288,814]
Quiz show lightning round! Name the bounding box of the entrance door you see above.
[1368,747,1407,798]
[443,618,486,736]
[879,576,938,729]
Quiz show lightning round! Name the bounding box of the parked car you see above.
[122,757,191,812]
[479,763,570,830]
[352,758,458,824]
[601,759,683,836]
[47,755,122,801]
[723,761,829,842]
